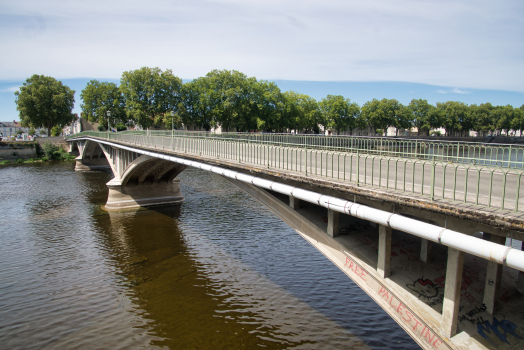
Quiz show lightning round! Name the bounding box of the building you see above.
[0,121,28,137]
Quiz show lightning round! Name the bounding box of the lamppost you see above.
[107,110,111,138]
[171,111,175,137]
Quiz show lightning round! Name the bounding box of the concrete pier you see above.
[377,224,391,278]
[105,178,184,210]
[442,248,464,338]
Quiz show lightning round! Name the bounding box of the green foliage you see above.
[115,123,127,132]
[2,160,10,164]
[120,67,182,129]
[81,80,126,126]
[15,158,24,163]
[28,127,36,135]
[98,125,107,131]
[51,125,62,137]
[42,141,59,159]
[14,75,75,136]
[320,95,360,133]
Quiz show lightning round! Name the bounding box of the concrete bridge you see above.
[67,132,524,350]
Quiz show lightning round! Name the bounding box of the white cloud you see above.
[451,87,471,94]
[436,90,448,94]
[0,87,20,93]
[0,0,523,92]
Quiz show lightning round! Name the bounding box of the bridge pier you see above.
[420,239,432,263]
[519,242,524,294]
[483,233,505,314]
[289,196,301,209]
[105,177,184,211]
[327,209,339,237]
[377,224,391,278]
[442,248,464,338]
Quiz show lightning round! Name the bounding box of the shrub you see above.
[2,160,10,164]
[40,156,49,162]
[25,158,34,163]
[98,125,107,131]
[15,158,24,163]
[42,141,59,159]
[116,123,127,132]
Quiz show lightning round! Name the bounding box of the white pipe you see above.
[73,137,524,272]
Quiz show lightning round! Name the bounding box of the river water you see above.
[0,162,418,349]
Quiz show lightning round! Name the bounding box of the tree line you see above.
[16,68,524,137]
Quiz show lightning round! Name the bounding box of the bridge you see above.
[67,131,524,350]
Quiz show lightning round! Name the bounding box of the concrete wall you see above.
[0,144,37,160]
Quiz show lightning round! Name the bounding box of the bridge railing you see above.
[68,131,524,212]
[69,130,524,169]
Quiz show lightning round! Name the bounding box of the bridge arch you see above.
[73,139,111,171]
[73,139,187,210]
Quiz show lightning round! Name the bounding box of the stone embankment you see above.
[0,142,38,160]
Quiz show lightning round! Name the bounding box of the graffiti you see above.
[458,304,487,323]
[339,222,368,235]
[344,256,368,281]
[378,287,443,349]
[478,317,522,344]
[427,294,444,307]
[407,278,439,299]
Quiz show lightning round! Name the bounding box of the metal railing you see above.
[67,131,524,212]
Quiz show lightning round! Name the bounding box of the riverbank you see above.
[0,139,75,164]
[1,157,76,165]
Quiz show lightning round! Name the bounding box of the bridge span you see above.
[67,132,524,350]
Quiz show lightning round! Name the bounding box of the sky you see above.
[1,0,523,120]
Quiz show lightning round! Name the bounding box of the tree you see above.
[320,95,359,134]
[437,101,468,136]
[409,99,434,136]
[282,91,322,133]
[252,80,284,132]
[120,67,182,129]
[493,105,515,135]
[14,74,75,136]
[178,76,219,131]
[360,98,404,135]
[80,80,126,128]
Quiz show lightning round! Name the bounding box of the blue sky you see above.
[1,0,523,120]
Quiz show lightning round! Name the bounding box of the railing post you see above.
[356,150,360,186]
[430,160,436,200]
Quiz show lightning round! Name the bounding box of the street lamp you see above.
[171,111,175,137]
[107,110,111,138]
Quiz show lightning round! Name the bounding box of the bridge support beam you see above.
[289,196,301,210]
[483,233,505,314]
[519,242,524,294]
[420,239,432,263]
[327,209,339,237]
[442,247,464,338]
[377,225,391,278]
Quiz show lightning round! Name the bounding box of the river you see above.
[0,162,418,349]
